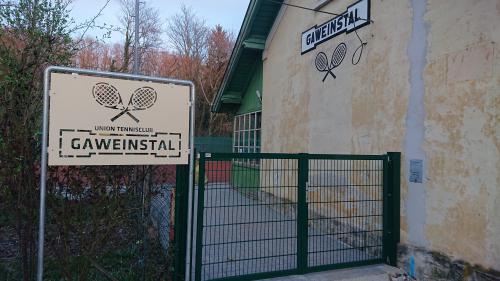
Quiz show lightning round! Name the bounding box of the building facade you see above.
[213,0,500,279]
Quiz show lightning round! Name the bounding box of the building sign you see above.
[48,73,190,166]
[301,0,370,54]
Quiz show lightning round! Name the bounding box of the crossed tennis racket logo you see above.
[92,83,157,123]
[315,42,347,82]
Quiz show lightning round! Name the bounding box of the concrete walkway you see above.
[260,264,404,281]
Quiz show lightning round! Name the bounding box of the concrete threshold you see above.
[259,264,406,281]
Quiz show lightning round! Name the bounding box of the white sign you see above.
[301,0,370,54]
[48,73,190,166]
[409,159,423,183]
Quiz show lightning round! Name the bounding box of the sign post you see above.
[36,66,195,281]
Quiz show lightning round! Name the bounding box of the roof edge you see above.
[212,0,282,113]
[211,0,259,113]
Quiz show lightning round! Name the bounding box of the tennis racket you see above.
[331,43,347,69]
[111,87,158,122]
[315,42,348,82]
[93,83,121,109]
[315,52,336,80]
[93,83,139,122]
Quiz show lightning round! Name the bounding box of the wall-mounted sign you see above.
[409,159,423,183]
[48,73,190,166]
[301,0,370,55]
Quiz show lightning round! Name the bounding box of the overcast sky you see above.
[69,0,250,44]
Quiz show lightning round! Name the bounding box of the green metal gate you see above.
[193,152,400,281]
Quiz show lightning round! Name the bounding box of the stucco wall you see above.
[261,0,499,271]
[423,1,500,271]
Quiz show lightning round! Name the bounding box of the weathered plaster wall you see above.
[262,0,499,274]
[261,0,313,153]
[262,0,412,244]
[422,0,500,271]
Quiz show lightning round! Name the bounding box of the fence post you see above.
[386,152,401,266]
[194,153,206,281]
[174,165,189,281]
[297,153,309,272]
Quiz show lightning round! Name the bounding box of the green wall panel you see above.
[237,61,263,115]
[195,137,232,153]
[231,164,260,189]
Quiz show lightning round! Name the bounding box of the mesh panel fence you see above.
[0,166,182,281]
[307,158,384,267]
[195,153,388,281]
[198,157,298,280]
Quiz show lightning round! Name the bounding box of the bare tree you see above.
[165,6,236,136]
[140,49,178,76]
[117,0,162,72]
[166,5,208,60]
[166,5,208,79]
[199,25,234,136]
[72,37,123,71]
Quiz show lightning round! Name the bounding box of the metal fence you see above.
[306,157,384,268]
[150,185,175,252]
[194,152,400,281]
[0,166,190,281]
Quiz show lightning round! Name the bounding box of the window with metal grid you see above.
[233,111,261,155]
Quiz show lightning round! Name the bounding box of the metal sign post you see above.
[36,66,195,281]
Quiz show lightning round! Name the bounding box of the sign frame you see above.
[47,72,191,165]
[36,66,196,281]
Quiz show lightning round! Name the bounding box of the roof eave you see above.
[211,0,261,113]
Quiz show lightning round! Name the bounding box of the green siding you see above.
[232,62,262,187]
[231,164,260,189]
[236,61,262,115]
[195,137,232,153]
